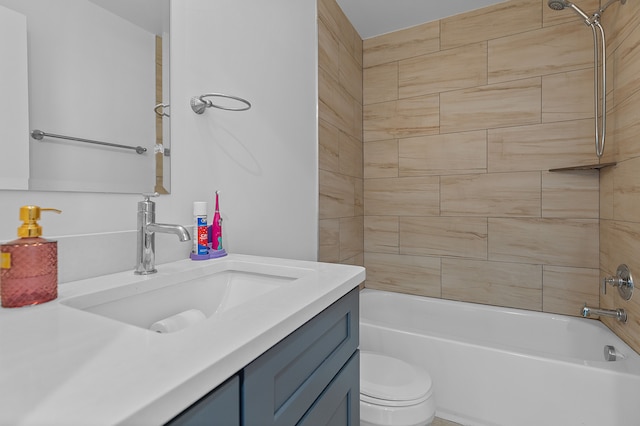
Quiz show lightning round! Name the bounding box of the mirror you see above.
[0,0,170,194]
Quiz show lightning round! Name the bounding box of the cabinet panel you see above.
[243,288,359,426]
[167,375,240,426]
[298,350,360,426]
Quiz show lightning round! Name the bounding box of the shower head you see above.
[547,0,592,25]
[548,0,569,10]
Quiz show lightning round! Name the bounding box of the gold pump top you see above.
[17,205,62,238]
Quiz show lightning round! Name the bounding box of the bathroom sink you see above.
[60,261,309,333]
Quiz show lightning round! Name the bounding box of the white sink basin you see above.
[60,260,311,332]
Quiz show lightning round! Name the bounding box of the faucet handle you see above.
[141,192,159,201]
[602,276,615,295]
[138,192,159,213]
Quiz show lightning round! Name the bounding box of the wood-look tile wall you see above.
[318,0,364,266]
[319,0,640,354]
[362,0,602,317]
[599,0,640,353]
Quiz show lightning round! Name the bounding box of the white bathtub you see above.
[359,289,640,426]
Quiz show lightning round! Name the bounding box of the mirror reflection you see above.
[0,0,170,194]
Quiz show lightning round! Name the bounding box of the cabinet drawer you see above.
[243,288,359,426]
[298,350,359,426]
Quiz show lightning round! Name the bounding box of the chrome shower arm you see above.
[568,2,593,25]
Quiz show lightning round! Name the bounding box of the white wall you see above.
[0,0,319,283]
[170,0,319,261]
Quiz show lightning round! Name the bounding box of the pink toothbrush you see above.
[212,191,223,250]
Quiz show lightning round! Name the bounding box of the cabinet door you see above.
[243,288,359,426]
[298,351,360,426]
[166,375,240,426]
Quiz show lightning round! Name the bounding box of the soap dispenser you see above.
[0,206,61,308]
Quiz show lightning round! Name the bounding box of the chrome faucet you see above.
[581,303,627,323]
[135,193,191,275]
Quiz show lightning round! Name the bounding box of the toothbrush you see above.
[212,191,223,250]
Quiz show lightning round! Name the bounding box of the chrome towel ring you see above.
[190,93,251,114]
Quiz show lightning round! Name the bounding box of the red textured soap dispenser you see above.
[0,206,61,308]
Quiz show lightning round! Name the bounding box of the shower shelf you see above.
[549,162,616,172]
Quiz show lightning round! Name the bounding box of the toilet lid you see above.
[360,351,432,402]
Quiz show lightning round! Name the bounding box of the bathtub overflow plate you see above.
[604,345,617,361]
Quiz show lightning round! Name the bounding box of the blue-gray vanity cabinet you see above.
[243,287,359,426]
[296,350,359,426]
[166,287,359,426]
[167,375,240,426]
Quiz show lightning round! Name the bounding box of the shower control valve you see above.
[602,264,634,301]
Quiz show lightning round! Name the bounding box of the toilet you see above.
[360,351,435,426]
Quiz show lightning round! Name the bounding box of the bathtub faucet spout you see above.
[582,303,627,323]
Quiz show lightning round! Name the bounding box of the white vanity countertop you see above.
[0,254,365,425]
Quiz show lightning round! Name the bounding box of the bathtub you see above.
[359,289,640,426]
